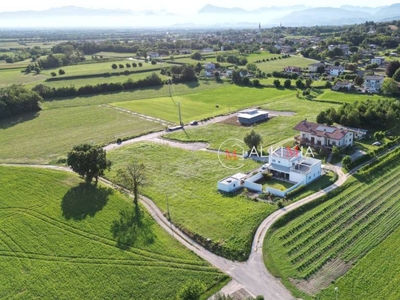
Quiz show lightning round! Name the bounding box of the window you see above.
[272,159,276,162]
[233,184,235,187]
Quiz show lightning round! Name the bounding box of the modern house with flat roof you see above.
[294,120,353,148]
[237,109,269,125]
[266,147,321,185]
[217,146,323,197]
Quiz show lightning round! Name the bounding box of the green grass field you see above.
[0,105,162,164]
[40,60,163,77]
[105,143,276,261]
[165,93,340,149]
[263,147,400,299]
[315,90,398,103]
[0,166,224,299]
[317,226,400,300]
[246,52,279,63]
[0,68,48,87]
[112,85,294,124]
[26,70,169,89]
[256,56,316,73]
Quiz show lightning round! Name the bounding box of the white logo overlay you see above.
[217,138,316,170]
[217,138,246,170]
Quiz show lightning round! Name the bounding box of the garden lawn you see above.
[111,85,294,124]
[0,105,162,164]
[106,143,276,260]
[263,147,400,299]
[165,94,340,149]
[0,166,224,300]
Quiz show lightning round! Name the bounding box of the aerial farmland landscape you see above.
[1,1,400,299]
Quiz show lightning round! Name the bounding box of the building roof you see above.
[293,120,349,140]
[219,173,247,185]
[365,75,384,81]
[238,109,269,120]
[326,66,344,70]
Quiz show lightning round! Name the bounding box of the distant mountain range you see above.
[198,4,400,26]
[0,4,399,28]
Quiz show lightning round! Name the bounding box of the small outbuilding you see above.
[217,173,247,193]
[237,109,269,125]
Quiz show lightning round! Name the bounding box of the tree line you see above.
[316,99,400,129]
[33,72,164,99]
[0,85,43,120]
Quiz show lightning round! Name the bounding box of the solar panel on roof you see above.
[316,125,336,133]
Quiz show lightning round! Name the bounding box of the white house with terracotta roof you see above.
[283,66,301,74]
[294,120,353,148]
[332,81,352,91]
[364,75,384,92]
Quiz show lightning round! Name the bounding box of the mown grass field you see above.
[165,93,339,149]
[112,85,294,124]
[317,226,400,300]
[0,166,225,299]
[255,56,316,73]
[263,147,400,299]
[40,60,163,77]
[26,70,169,89]
[0,105,162,164]
[106,143,276,260]
[315,90,398,103]
[0,68,48,87]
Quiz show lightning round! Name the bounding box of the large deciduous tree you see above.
[382,78,398,95]
[67,144,111,184]
[385,60,400,78]
[116,162,147,210]
[244,130,262,151]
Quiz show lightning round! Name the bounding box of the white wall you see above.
[304,162,321,184]
[217,179,240,192]
[289,171,305,183]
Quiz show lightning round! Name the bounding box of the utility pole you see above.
[178,101,182,125]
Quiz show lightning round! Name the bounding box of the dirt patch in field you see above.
[290,258,353,295]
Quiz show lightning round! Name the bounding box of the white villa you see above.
[325,66,345,76]
[265,147,322,186]
[371,57,385,65]
[364,75,384,92]
[217,147,323,197]
[294,120,353,148]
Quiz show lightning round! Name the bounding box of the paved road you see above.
[4,137,397,299]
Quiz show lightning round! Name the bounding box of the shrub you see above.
[50,72,57,77]
[58,69,65,75]
[111,64,118,69]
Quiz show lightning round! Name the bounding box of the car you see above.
[189,121,198,126]
[372,141,382,146]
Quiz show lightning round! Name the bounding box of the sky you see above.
[1,0,399,14]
